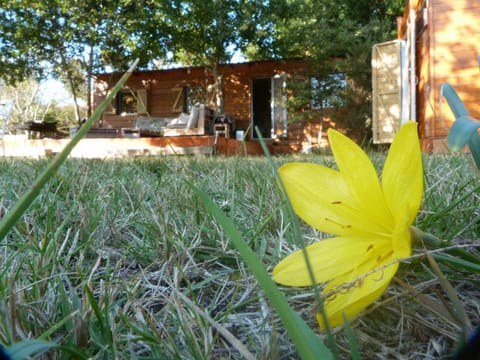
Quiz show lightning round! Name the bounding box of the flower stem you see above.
[410,226,480,264]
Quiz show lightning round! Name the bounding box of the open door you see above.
[251,78,271,139]
[251,76,288,139]
[372,40,403,143]
[272,74,287,138]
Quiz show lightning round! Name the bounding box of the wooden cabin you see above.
[372,0,480,152]
[93,59,350,154]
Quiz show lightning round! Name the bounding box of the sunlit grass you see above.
[0,152,478,359]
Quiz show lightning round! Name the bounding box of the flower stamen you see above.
[376,250,394,264]
[324,217,352,229]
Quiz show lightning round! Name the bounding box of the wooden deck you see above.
[0,135,270,158]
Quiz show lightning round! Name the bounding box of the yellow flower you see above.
[272,122,423,329]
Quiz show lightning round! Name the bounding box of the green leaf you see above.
[5,339,56,360]
[342,314,361,360]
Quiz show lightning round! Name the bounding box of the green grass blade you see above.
[432,254,480,273]
[38,311,80,340]
[411,226,480,265]
[342,313,361,360]
[83,284,105,335]
[0,59,139,241]
[5,339,56,359]
[191,183,333,360]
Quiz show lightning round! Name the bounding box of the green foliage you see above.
[258,0,404,138]
[158,0,266,66]
[1,0,403,127]
[259,0,403,59]
[150,0,273,112]
[0,1,165,118]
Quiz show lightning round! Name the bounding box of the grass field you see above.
[0,152,478,359]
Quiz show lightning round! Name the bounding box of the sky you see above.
[39,79,81,106]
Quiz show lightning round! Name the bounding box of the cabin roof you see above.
[94,58,305,77]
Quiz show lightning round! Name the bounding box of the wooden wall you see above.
[94,59,350,152]
[407,0,480,151]
[95,66,212,128]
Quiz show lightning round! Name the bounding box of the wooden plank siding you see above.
[401,0,480,151]
[93,59,352,154]
[417,4,432,144]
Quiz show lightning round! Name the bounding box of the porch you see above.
[0,135,275,158]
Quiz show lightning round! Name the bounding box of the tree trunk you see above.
[211,60,224,115]
[58,49,81,125]
[86,45,94,118]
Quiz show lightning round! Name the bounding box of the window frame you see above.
[184,85,207,112]
[116,90,137,115]
[115,89,147,115]
[172,85,211,113]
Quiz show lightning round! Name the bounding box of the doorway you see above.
[251,76,288,139]
[251,78,271,139]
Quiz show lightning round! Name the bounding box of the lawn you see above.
[0,152,478,359]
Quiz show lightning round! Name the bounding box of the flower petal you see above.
[382,121,423,226]
[279,163,392,237]
[328,129,393,231]
[316,262,398,329]
[272,235,391,287]
[391,210,413,259]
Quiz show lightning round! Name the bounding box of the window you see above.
[116,89,147,115]
[184,86,208,112]
[116,91,136,115]
[310,73,346,109]
[172,85,210,112]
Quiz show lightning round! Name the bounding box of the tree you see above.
[256,0,404,139]
[0,0,168,121]
[0,0,274,116]
[0,0,403,135]
[152,0,273,113]
[1,78,82,134]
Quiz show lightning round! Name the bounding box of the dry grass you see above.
[0,152,478,359]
